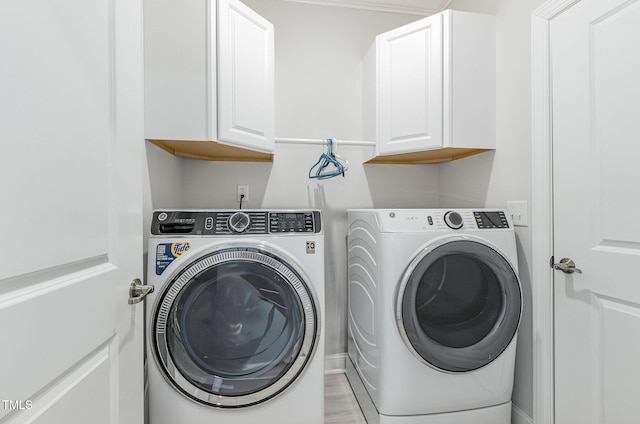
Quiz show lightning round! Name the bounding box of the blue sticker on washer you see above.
[155,242,191,275]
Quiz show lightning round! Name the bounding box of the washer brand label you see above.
[171,242,191,256]
[156,242,191,275]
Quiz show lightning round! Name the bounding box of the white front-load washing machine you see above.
[346,209,522,424]
[146,210,324,424]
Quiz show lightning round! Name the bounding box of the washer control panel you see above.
[151,210,322,235]
[228,212,251,233]
[270,212,316,233]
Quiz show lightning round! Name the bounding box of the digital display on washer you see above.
[270,212,315,233]
[473,211,509,229]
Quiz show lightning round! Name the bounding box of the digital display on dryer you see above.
[474,211,509,229]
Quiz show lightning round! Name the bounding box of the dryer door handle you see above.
[128,278,155,304]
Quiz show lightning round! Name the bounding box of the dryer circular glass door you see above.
[396,239,521,372]
[152,247,318,407]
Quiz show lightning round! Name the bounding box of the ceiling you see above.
[280,0,453,15]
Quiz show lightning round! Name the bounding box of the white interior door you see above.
[0,0,145,422]
[552,0,640,422]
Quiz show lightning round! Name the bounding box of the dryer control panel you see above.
[373,209,511,232]
[151,210,322,235]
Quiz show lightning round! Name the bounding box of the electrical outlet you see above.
[506,201,528,227]
[237,184,249,203]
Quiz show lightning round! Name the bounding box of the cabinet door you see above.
[144,0,208,141]
[377,14,443,155]
[217,0,275,153]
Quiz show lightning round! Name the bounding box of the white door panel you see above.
[0,0,144,422]
[0,0,111,281]
[552,0,640,422]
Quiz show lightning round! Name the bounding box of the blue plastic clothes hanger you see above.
[308,139,346,180]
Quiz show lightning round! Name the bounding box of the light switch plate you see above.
[507,201,528,227]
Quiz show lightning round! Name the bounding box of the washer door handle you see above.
[128,278,155,304]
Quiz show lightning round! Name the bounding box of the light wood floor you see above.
[325,373,366,424]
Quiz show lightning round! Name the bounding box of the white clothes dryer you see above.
[346,209,521,424]
[146,210,324,424]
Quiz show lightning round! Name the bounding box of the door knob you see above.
[552,258,582,274]
[128,278,155,304]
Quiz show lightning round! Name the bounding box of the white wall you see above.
[242,0,419,140]
[145,143,184,209]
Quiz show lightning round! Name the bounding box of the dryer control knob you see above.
[228,212,251,233]
[444,211,464,230]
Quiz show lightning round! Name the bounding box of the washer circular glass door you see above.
[396,238,521,372]
[152,247,318,407]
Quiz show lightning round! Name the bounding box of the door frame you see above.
[531,1,582,423]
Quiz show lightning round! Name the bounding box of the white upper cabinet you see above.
[370,13,444,155]
[364,10,496,163]
[145,0,275,159]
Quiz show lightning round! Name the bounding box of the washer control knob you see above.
[228,212,251,233]
[444,211,464,230]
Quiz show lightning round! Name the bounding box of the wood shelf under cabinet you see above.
[365,147,493,165]
[147,139,274,162]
